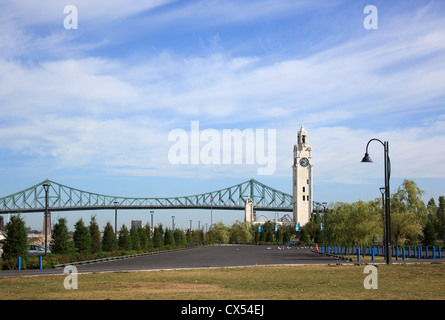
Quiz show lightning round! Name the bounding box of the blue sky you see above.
[1,0,444,231]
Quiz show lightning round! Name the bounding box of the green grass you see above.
[1,263,444,300]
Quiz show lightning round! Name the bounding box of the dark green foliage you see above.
[73,218,91,254]
[89,216,102,253]
[164,228,175,247]
[423,220,437,246]
[299,228,309,245]
[2,214,28,260]
[153,225,164,248]
[174,229,184,246]
[102,222,117,252]
[138,226,149,250]
[118,225,132,250]
[50,217,73,254]
[130,224,141,250]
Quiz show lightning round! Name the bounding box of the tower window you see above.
[302,187,305,192]
[303,195,305,201]
[302,136,306,144]
[307,179,309,184]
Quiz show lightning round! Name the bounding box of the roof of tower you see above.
[299,125,307,135]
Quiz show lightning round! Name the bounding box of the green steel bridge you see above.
[0,179,323,215]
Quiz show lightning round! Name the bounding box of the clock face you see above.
[299,157,309,167]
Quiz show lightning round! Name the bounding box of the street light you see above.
[379,187,386,253]
[321,202,327,247]
[362,138,391,264]
[113,201,119,237]
[42,182,51,256]
[150,210,154,236]
[172,216,175,232]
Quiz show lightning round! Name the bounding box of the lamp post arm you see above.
[365,138,385,154]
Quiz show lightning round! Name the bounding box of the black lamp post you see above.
[379,186,386,257]
[113,201,119,237]
[321,202,327,247]
[42,182,51,256]
[362,139,391,264]
[150,210,154,237]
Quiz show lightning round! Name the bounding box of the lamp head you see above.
[361,152,373,163]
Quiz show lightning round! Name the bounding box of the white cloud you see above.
[1,0,445,189]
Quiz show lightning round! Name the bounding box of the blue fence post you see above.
[426,247,429,259]
[18,257,21,270]
[418,247,421,260]
[39,256,43,270]
[439,247,442,259]
[433,247,436,260]
[371,247,375,261]
[357,248,360,262]
[402,247,405,261]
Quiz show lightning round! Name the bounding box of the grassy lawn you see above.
[0,263,444,300]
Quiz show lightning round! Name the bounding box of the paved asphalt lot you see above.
[0,246,344,278]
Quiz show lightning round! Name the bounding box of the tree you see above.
[325,200,381,246]
[130,224,141,251]
[73,218,91,254]
[145,224,154,248]
[229,221,253,243]
[299,228,309,245]
[275,227,283,243]
[209,221,230,243]
[118,225,132,250]
[305,212,322,243]
[192,229,200,244]
[391,180,425,245]
[89,216,102,253]
[2,214,28,260]
[138,226,149,250]
[186,229,193,245]
[253,224,261,242]
[50,217,72,254]
[260,221,274,243]
[102,222,117,252]
[282,226,292,243]
[174,229,185,246]
[164,228,175,247]
[153,225,164,248]
[422,220,437,247]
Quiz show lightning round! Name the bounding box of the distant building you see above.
[131,220,143,229]
[0,215,4,233]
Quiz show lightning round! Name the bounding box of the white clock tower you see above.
[292,125,313,226]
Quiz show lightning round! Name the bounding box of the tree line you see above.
[303,179,445,247]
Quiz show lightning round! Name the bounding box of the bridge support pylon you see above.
[244,196,254,223]
[40,211,52,242]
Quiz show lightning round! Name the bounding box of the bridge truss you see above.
[0,179,324,215]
